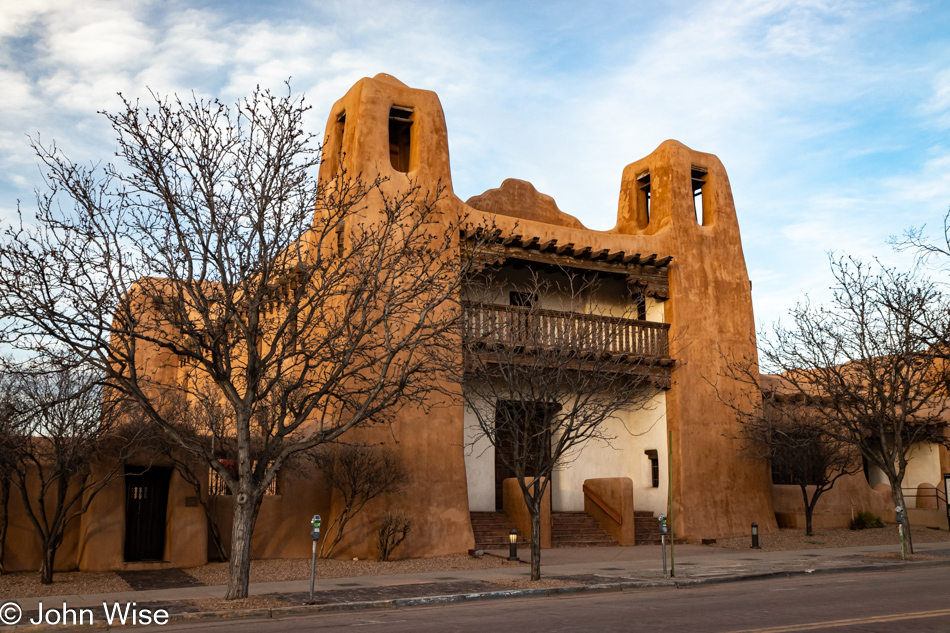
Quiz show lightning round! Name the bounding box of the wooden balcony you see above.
[462,302,672,383]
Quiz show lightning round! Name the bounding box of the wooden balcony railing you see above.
[462,301,670,361]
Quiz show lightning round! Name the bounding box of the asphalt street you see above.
[158,566,950,633]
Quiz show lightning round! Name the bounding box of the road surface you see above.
[161,566,950,632]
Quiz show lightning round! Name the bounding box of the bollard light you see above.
[508,529,519,561]
[751,522,760,550]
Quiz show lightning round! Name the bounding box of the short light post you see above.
[896,506,905,561]
[750,522,760,550]
[508,529,519,561]
[309,514,322,603]
[658,514,669,577]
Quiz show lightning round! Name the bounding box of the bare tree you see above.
[462,268,669,580]
[308,443,408,559]
[0,475,8,575]
[0,86,489,598]
[758,256,950,553]
[713,356,862,536]
[0,370,16,575]
[376,511,411,561]
[0,364,141,584]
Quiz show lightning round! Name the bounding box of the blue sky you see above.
[2,0,949,332]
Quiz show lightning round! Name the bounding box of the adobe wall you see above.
[1,466,82,573]
[1,74,779,572]
[771,473,893,529]
[317,74,775,544]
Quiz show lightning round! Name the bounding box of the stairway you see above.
[470,512,529,550]
[551,511,617,547]
[634,510,685,545]
[634,510,662,544]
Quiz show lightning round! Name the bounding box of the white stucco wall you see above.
[865,442,943,508]
[551,390,668,514]
[904,442,943,508]
[463,402,496,511]
[462,264,669,515]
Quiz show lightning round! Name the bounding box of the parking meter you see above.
[309,514,322,603]
[658,514,669,577]
[895,506,904,525]
[311,515,322,541]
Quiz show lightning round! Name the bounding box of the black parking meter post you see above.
[310,515,322,603]
[751,522,760,550]
[944,474,950,531]
[895,506,905,561]
[659,514,668,577]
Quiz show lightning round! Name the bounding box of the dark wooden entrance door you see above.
[124,466,171,562]
[493,401,554,511]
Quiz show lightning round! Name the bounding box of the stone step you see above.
[551,511,617,548]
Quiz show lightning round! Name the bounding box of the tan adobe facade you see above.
[8,73,943,573]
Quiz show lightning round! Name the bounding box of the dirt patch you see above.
[710,526,950,552]
[189,595,289,611]
[184,553,519,586]
[0,570,133,599]
[489,578,581,590]
[865,552,945,561]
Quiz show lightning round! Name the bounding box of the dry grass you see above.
[0,570,132,599]
[184,553,519,586]
[711,526,950,551]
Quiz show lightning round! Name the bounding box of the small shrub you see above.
[377,511,411,561]
[850,511,884,530]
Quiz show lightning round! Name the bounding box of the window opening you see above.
[645,449,659,488]
[209,461,279,496]
[335,222,345,256]
[389,106,413,172]
[691,166,707,226]
[637,171,651,228]
[335,111,346,154]
[770,445,824,486]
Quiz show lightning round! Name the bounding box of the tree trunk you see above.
[799,485,815,537]
[39,540,56,585]
[891,483,915,555]
[530,507,541,581]
[224,493,261,599]
[207,506,229,562]
[0,476,9,575]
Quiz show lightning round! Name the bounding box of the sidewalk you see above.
[5,541,950,630]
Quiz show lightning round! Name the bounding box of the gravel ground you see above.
[0,570,133,599]
[184,553,521,586]
[710,526,950,551]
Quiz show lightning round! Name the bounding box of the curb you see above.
[10,558,950,631]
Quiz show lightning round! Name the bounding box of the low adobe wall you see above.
[772,473,893,529]
[503,477,551,549]
[582,477,636,546]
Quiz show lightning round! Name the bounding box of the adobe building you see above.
[5,74,942,573]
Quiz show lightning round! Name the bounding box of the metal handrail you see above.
[901,486,947,508]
